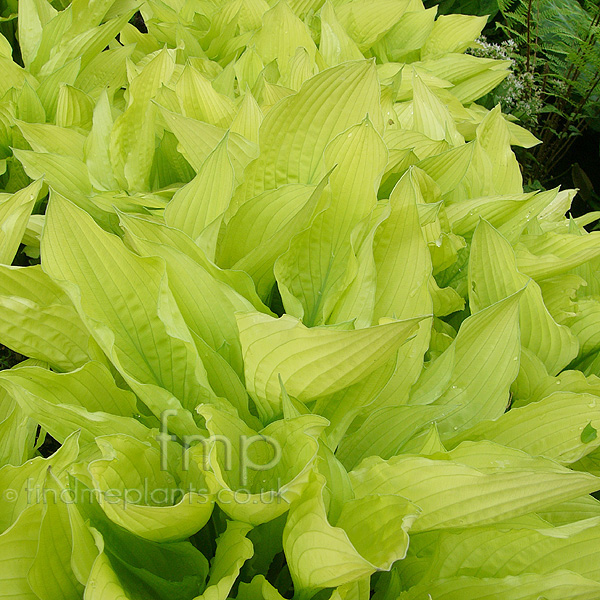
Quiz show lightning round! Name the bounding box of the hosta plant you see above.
[1,0,600,599]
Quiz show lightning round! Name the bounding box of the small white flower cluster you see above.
[468,36,543,126]
[501,72,544,122]
[469,36,517,63]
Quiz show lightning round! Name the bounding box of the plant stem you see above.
[526,0,533,72]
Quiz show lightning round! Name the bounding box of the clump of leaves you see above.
[1,0,600,599]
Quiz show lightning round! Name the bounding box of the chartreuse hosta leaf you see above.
[422,13,487,58]
[124,227,253,379]
[336,404,453,470]
[0,465,100,599]
[17,0,57,69]
[446,188,559,243]
[0,379,38,468]
[0,431,79,534]
[574,448,600,479]
[192,405,325,525]
[330,579,371,600]
[35,60,82,118]
[397,571,600,600]
[85,434,214,542]
[0,263,102,370]
[42,193,212,438]
[164,134,234,250]
[0,438,84,599]
[236,60,383,201]
[237,311,424,420]
[16,81,46,125]
[229,91,263,143]
[283,473,418,596]
[252,1,315,76]
[0,179,43,264]
[410,291,522,437]
[11,148,115,226]
[82,492,210,600]
[538,495,600,525]
[312,357,398,448]
[415,142,474,198]
[275,118,387,324]
[217,183,317,267]
[415,517,600,585]
[220,179,329,299]
[27,470,97,599]
[373,169,433,323]
[326,203,391,330]
[350,442,600,531]
[110,49,174,193]
[335,0,414,52]
[399,422,448,457]
[411,70,463,147]
[16,119,86,158]
[193,521,253,600]
[449,391,600,464]
[469,220,578,375]
[364,168,435,411]
[175,63,236,127]
[0,361,150,446]
[118,212,270,314]
[159,107,258,184]
[55,84,94,130]
[473,105,522,197]
[567,298,600,362]
[237,574,286,599]
[451,65,512,105]
[519,368,600,407]
[319,2,363,67]
[84,90,118,191]
[516,230,600,281]
[0,501,46,599]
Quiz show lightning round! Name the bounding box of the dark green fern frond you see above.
[485,0,600,180]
